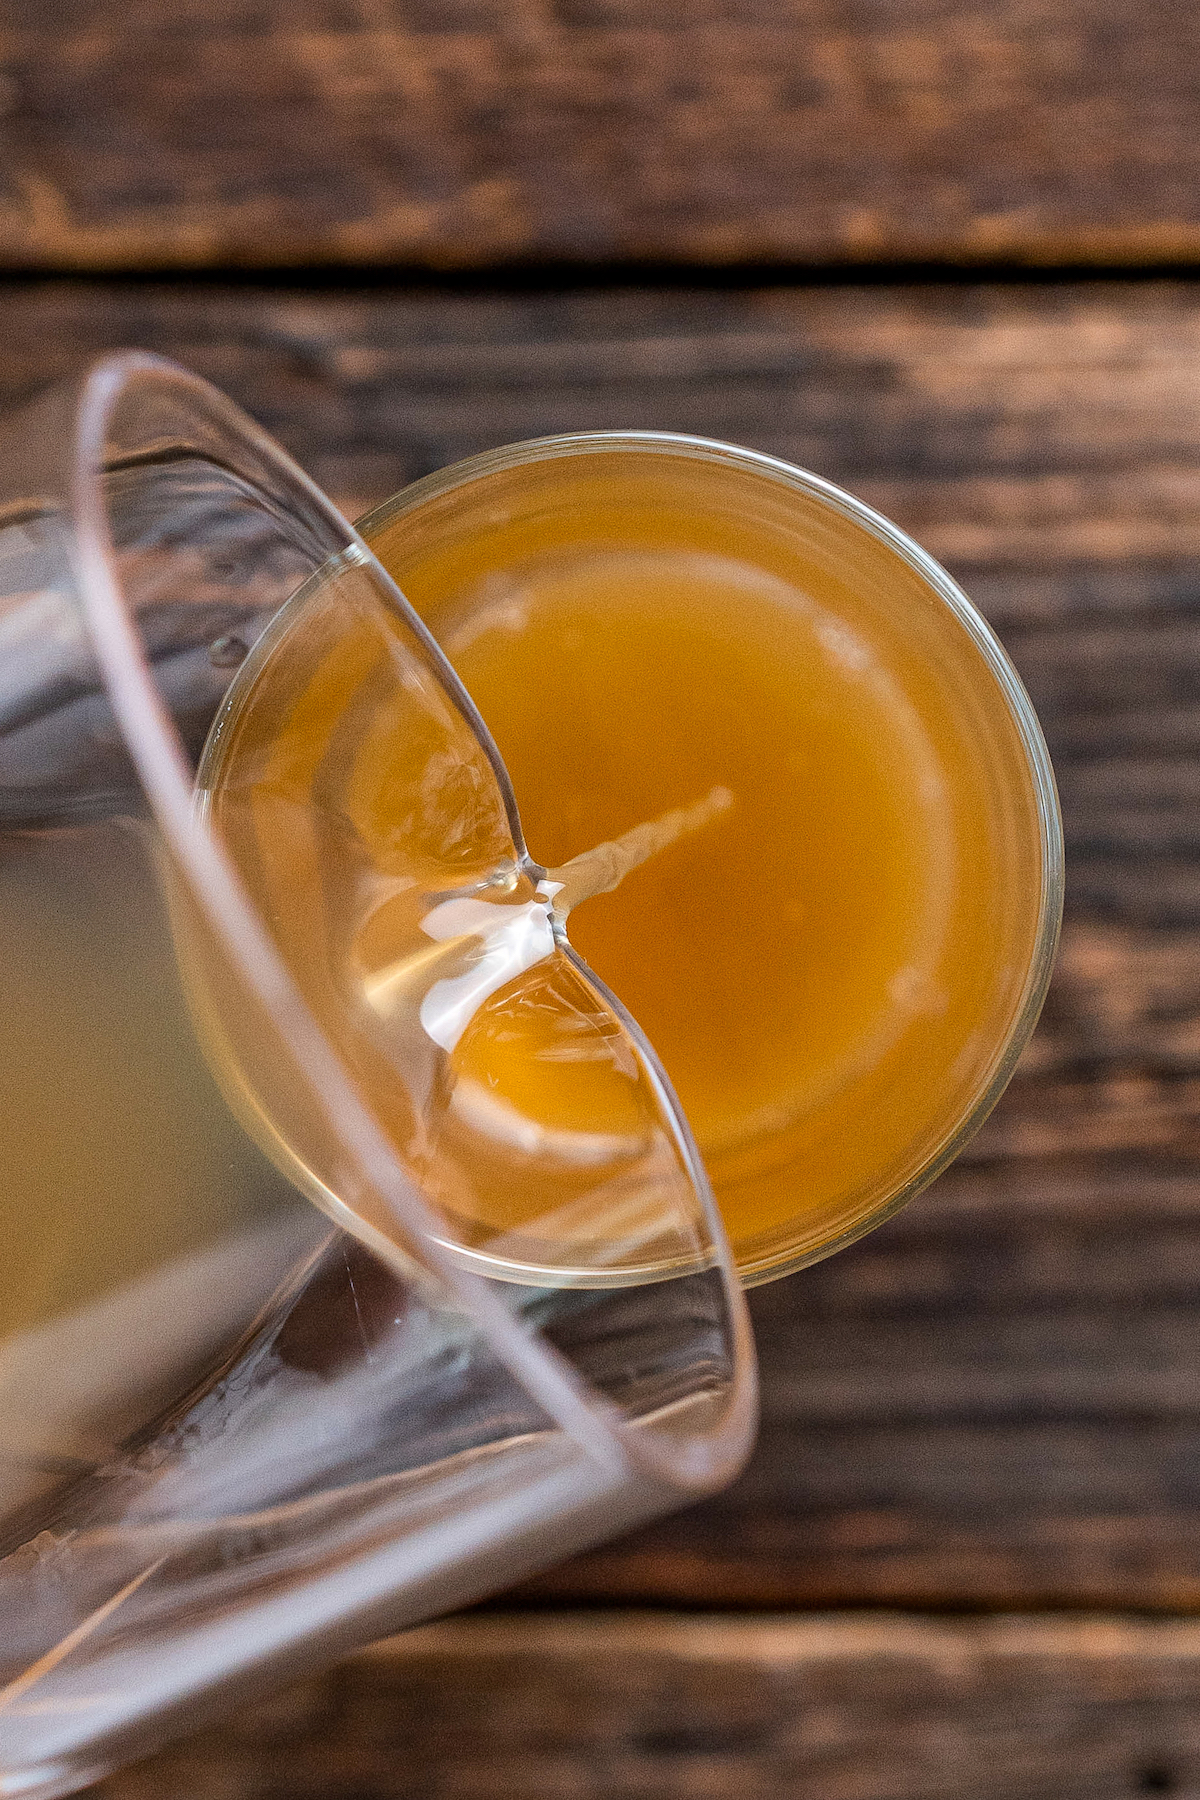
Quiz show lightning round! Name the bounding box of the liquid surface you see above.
[434,549,952,1161]
[365,448,1049,1274]
[200,447,1048,1280]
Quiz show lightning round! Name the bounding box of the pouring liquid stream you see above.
[364,784,735,1052]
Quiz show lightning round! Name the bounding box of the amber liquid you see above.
[0,824,297,1340]
[363,447,1049,1277]
[200,445,1049,1282]
[434,551,952,1152]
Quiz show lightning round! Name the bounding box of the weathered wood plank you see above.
[2,3,1200,270]
[86,1613,1200,1800]
[3,280,1200,560]
[7,279,1200,1605]
[7,279,1200,907]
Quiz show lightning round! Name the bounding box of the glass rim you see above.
[358,429,1066,1287]
[61,358,758,1494]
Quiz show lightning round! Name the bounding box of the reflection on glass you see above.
[195,550,719,1287]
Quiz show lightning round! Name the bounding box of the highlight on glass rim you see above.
[0,353,1062,1800]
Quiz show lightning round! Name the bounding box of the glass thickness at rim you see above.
[357,431,1066,1288]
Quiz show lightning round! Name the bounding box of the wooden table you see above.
[8,6,1200,1796]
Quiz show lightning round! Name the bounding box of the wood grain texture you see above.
[85,1613,1200,1800]
[8,278,1200,1606]
[2,3,1200,270]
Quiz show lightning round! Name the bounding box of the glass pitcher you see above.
[0,354,758,1800]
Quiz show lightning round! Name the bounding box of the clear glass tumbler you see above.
[0,355,757,1800]
[356,434,1064,1282]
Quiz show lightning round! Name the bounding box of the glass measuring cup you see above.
[0,355,757,1800]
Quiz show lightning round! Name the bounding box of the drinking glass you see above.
[0,355,757,1800]
[355,434,1063,1283]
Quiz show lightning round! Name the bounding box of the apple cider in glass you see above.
[200,435,1060,1285]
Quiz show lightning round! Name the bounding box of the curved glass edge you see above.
[358,430,1066,1289]
[195,553,727,1297]
[64,358,757,1496]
